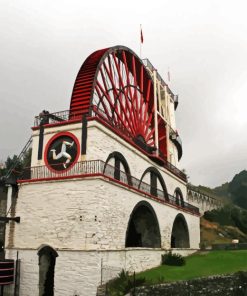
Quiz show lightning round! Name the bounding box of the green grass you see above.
[136,250,247,284]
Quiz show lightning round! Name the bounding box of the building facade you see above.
[4,46,200,296]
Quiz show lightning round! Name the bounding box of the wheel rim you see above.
[70,46,158,153]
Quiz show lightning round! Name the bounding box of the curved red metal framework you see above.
[70,45,167,159]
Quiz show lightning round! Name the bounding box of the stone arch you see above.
[171,214,190,248]
[174,187,184,207]
[104,151,132,185]
[125,201,161,248]
[139,167,168,200]
[38,245,58,296]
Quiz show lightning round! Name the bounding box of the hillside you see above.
[196,170,247,246]
[200,216,247,247]
[193,170,247,209]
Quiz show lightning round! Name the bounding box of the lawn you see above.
[136,250,247,284]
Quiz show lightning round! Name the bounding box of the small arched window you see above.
[104,151,132,185]
[38,245,58,296]
[174,188,184,207]
[139,167,168,200]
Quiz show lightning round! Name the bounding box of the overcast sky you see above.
[0,0,246,187]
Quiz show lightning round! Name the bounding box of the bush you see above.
[107,269,146,296]
[161,252,185,266]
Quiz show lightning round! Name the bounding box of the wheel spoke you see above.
[88,48,159,154]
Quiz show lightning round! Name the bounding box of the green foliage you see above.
[204,205,247,235]
[107,269,146,296]
[209,170,247,210]
[5,155,23,174]
[21,148,32,168]
[204,206,233,225]
[0,148,32,177]
[193,170,247,210]
[229,170,247,210]
[161,251,185,266]
[214,182,230,199]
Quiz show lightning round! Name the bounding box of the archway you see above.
[104,151,132,185]
[38,245,58,296]
[139,167,168,200]
[171,214,190,248]
[174,187,184,207]
[125,201,161,248]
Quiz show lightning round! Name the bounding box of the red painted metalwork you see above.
[0,260,15,285]
[70,45,168,159]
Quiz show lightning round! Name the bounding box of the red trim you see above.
[18,173,199,216]
[44,132,80,174]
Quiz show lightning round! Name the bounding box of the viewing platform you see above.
[19,159,199,216]
[33,109,186,182]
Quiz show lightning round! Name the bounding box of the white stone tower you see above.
[5,46,200,296]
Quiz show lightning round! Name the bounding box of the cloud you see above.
[0,0,246,186]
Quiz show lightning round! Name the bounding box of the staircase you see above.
[5,136,33,179]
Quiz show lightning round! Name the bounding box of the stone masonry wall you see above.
[8,178,199,251]
[5,248,197,296]
[133,272,247,296]
[5,177,199,296]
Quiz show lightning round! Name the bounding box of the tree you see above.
[0,148,32,177]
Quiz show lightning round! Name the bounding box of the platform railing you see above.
[33,107,187,182]
[20,160,199,215]
[34,110,82,127]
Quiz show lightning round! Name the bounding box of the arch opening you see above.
[171,214,190,248]
[125,202,161,248]
[139,167,168,200]
[174,187,184,207]
[38,246,58,296]
[104,151,132,185]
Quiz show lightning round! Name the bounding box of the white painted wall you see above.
[5,247,197,296]
[8,178,199,251]
[86,121,187,200]
[13,119,200,296]
[5,177,199,296]
[31,121,187,201]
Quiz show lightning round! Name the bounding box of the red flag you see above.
[140,28,144,43]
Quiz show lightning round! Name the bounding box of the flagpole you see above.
[140,24,142,58]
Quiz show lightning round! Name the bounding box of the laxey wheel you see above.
[70,45,167,161]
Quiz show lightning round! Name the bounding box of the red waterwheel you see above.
[70,45,167,158]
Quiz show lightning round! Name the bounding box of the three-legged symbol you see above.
[50,141,74,168]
